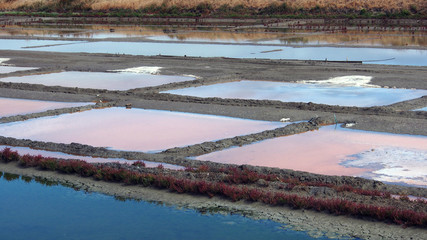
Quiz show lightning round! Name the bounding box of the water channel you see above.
[0,172,338,240]
[0,39,425,66]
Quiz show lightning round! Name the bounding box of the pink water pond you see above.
[0,71,194,90]
[0,97,93,117]
[0,107,284,152]
[196,125,427,187]
[0,145,183,170]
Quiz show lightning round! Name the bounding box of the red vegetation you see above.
[1,147,426,227]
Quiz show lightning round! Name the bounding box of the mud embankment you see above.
[1,161,426,240]
[0,102,113,123]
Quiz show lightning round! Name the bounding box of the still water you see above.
[0,65,37,74]
[0,107,284,152]
[2,26,425,48]
[195,125,427,187]
[164,79,427,107]
[0,145,183,170]
[0,97,93,117]
[0,173,336,240]
[0,39,425,66]
[0,71,194,90]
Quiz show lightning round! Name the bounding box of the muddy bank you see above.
[1,136,426,198]
[161,118,334,156]
[1,161,426,240]
[1,50,426,89]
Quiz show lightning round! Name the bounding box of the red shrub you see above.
[1,147,19,162]
[132,161,146,167]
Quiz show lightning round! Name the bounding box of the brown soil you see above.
[0,24,426,239]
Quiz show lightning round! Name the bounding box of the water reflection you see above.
[195,125,427,187]
[0,107,284,152]
[164,79,427,107]
[2,26,426,47]
[0,71,194,90]
[0,39,425,66]
[0,97,93,117]
[0,173,331,240]
[0,145,183,170]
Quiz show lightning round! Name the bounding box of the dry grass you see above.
[0,0,425,12]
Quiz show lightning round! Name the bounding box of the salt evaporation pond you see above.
[0,173,335,240]
[0,66,37,74]
[0,97,93,117]
[0,58,37,73]
[164,77,427,107]
[0,71,194,90]
[4,26,425,48]
[0,107,284,152]
[0,145,182,170]
[0,39,425,66]
[195,125,427,187]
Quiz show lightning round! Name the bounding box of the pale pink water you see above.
[0,97,93,117]
[0,71,194,90]
[0,107,283,152]
[196,126,427,177]
[0,145,183,170]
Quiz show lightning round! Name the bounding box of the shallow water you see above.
[414,107,427,111]
[0,97,93,117]
[195,125,427,187]
[0,107,284,152]
[0,145,183,170]
[0,65,37,74]
[164,79,427,107]
[3,26,425,48]
[0,71,194,90]
[0,39,425,66]
[0,173,336,240]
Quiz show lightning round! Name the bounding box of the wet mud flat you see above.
[0,50,426,239]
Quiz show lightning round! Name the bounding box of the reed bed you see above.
[0,0,424,13]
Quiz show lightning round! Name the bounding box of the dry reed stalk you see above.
[0,0,424,12]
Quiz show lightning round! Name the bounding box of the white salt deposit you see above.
[343,147,427,187]
[297,76,379,88]
[0,58,10,65]
[109,66,162,75]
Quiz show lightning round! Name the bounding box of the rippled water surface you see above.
[0,173,336,240]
